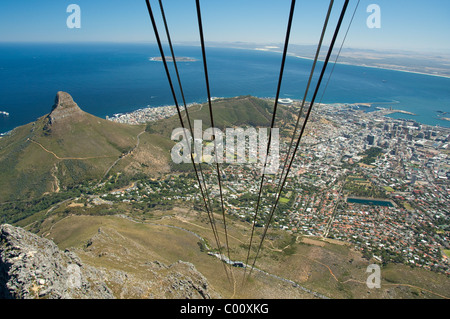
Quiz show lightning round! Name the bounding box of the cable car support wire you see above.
[242,0,297,285]
[245,0,351,281]
[145,0,357,288]
[145,0,232,282]
[195,0,234,277]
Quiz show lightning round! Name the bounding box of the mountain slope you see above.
[0,94,284,202]
[0,92,170,201]
[146,95,276,136]
[0,223,218,299]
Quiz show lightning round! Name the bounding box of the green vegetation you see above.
[443,250,450,258]
[146,96,293,137]
[0,95,287,203]
[1,186,82,224]
[0,112,147,201]
[29,208,450,299]
[359,147,383,165]
[343,175,386,198]
[1,95,449,300]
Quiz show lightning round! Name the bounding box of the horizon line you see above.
[0,40,449,55]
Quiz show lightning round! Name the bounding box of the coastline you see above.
[2,96,448,136]
[297,54,450,79]
[150,56,198,62]
[340,62,450,80]
[107,48,450,128]
[1,44,449,134]
[253,48,450,79]
[376,109,417,116]
[104,97,450,132]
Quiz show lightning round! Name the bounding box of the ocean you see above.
[1,42,450,134]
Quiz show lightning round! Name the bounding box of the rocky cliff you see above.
[0,224,113,299]
[47,91,84,124]
[0,224,219,299]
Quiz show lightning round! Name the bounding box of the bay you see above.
[0,42,449,134]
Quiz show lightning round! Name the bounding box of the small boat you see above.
[0,111,9,117]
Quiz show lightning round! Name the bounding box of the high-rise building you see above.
[367,135,375,145]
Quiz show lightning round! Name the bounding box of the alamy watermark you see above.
[366,264,381,289]
[367,4,381,29]
[66,264,82,289]
[65,4,380,31]
[66,4,81,29]
[171,120,280,174]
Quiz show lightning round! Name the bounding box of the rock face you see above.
[0,224,113,299]
[0,224,219,299]
[78,226,221,299]
[47,91,84,124]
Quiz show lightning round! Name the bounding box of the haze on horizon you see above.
[0,0,450,55]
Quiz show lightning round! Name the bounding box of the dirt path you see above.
[28,138,115,160]
[102,129,146,179]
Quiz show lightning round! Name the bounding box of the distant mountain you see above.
[0,93,285,202]
[0,92,171,201]
[146,95,278,137]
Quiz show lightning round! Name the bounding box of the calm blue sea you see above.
[1,43,450,134]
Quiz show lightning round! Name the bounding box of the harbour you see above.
[0,44,449,134]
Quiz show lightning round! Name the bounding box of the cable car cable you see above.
[242,0,297,284]
[145,0,231,281]
[195,0,233,274]
[247,0,350,279]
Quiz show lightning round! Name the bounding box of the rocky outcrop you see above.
[47,91,84,124]
[0,224,113,299]
[79,226,220,299]
[160,260,217,299]
[0,224,220,299]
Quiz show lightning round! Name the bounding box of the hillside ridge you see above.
[0,224,218,299]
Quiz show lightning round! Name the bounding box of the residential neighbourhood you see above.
[103,100,450,275]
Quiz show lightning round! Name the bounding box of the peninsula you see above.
[150,56,197,62]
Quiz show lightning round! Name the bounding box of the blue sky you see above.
[0,0,449,52]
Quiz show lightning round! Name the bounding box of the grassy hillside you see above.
[145,95,295,173]
[2,93,448,299]
[146,95,287,136]
[0,95,284,202]
[0,117,137,200]
[28,203,450,299]
[0,96,170,202]
[0,93,289,226]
